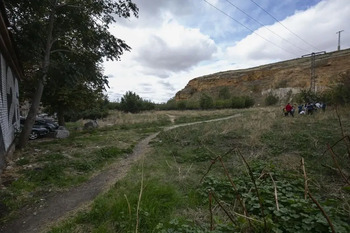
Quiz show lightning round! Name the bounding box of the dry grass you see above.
[40,106,350,232]
[78,109,240,128]
[96,110,165,127]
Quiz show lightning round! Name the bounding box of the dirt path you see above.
[0,114,241,233]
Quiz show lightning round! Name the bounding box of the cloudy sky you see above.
[104,0,350,103]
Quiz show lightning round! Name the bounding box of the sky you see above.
[104,0,350,103]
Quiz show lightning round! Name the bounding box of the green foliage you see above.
[159,94,254,111]
[141,99,156,111]
[295,89,320,103]
[177,100,187,110]
[0,142,135,223]
[231,96,255,108]
[64,102,110,121]
[265,94,279,106]
[119,91,155,113]
[6,0,139,125]
[200,94,214,109]
[156,98,178,110]
[218,87,231,100]
[106,101,120,110]
[42,51,111,123]
[324,71,350,105]
[244,96,255,107]
[185,100,200,110]
[214,99,232,109]
[4,108,350,232]
[50,179,181,233]
[199,162,349,232]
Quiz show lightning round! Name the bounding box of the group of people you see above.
[283,102,326,117]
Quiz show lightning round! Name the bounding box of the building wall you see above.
[0,53,20,172]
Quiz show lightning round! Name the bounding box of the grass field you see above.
[1,107,349,232]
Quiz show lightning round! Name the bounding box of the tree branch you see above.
[269,173,280,211]
[301,158,336,233]
[50,49,72,54]
[237,149,267,230]
[327,144,350,185]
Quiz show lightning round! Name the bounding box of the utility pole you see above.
[302,51,326,93]
[336,30,344,51]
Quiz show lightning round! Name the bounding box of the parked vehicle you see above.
[35,118,59,132]
[29,124,49,140]
[20,117,50,140]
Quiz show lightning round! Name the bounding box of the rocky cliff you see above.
[175,49,350,104]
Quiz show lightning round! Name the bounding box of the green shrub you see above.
[295,89,319,103]
[324,71,350,105]
[106,102,120,110]
[64,107,109,121]
[156,98,177,110]
[265,94,279,106]
[119,91,155,113]
[245,96,255,107]
[231,96,254,108]
[200,94,214,109]
[218,87,231,100]
[214,99,232,109]
[177,101,187,110]
[185,100,200,110]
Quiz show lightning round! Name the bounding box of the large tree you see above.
[5,0,138,148]
[43,50,109,126]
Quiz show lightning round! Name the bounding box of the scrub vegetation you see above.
[1,107,350,232]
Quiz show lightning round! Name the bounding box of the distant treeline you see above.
[64,71,350,121]
[105,90,254,113]
[158,94,254,110]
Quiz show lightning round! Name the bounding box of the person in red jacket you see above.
[285,103,294,117]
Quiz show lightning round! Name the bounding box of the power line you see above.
[224,0,310,53]
[249,0,321,51]
[336,30,344,51]
[202,0,299,57]
[302,51,326,93]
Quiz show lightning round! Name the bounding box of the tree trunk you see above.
[17,79,45,148]
[17,5,57,148]
[57,104,65,126]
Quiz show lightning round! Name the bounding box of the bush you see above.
[119,91,155,113]
[245,96,255,107]
[140,100,155,111]
[107,102,120,110]
[214,99,231,109]
[295,89,319,103]
[218,87,231,100]
[265,94,279,106]
[231,96,255,108]
[156,98,177,110]
[325,71,350,105]
[64,107,109,121]
[200,94,214,109]
[177,101,187,110]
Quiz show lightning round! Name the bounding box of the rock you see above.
[55,126,70,139]
[83,120,98,130]
[175,49,350,104]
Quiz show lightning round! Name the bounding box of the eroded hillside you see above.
[175,49,350,104]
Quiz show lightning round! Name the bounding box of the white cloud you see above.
[104,0,350,103]
[135,22,217,76]
[224,0,350,68]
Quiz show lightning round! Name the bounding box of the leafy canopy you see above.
[6,0,139,123]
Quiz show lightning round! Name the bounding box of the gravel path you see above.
[0,114,241,233]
